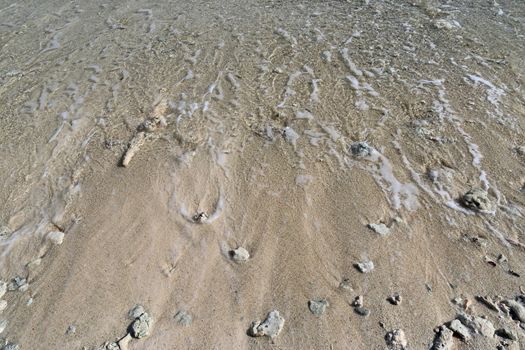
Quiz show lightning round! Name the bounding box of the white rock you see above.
[356,260,374,273]
[0,319,7,334]
[0,281,6,298]
[230,247,250,262]
[47,231,65,245]
[0,300,6,313]
[385,329,408,349]
[367,223,390,236]
[248,310,285,338]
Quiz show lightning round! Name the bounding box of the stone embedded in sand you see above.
[191,212,208,224]
[367,223,390,236]
[385,329,407,349]
[350,142,372,157]
[388,293,402,305]
[66,324,76,335]
[355,260,374,273]
[248,310,285,339]
[47,230,64,245]
[431,326,454,350]
[352,295,364,308]
[448,319,471,341]
[128,304,145,319]
[502,299,525,322]
[130,312,153,339]
[8,277,27,292]
[462,188,492,212]
[174,310,193,326]
[339,278,353,291]
[230,247,250,262]
[308,299,329,316]
[515,146,525,156]
[354,307,370,317]
[106,342,119,350]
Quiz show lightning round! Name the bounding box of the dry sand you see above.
[1,0,525,349]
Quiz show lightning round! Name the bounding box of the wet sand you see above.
[1,0,525,349]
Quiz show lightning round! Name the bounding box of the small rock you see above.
[367,223,390,236]
[8,277,27,292]
[502,299,525,322]
[352,295,364,308]
[230,247,250,263]
[431,326,454,350]
[354,307,370,317]
[495,327,517,341]
[355,260,374,273]
[130,312,153,339]
[0,300,6,313]
[174,310,193,326]
[248,310,285,339]
[128,305,145,319]
[0,319,6,334]
[457,314,494,337]
[192,212,208,224]
[515,146,525,156]
[385,329,408,349]
[47,230,64,245]
[350,142,373,157]
[462,188,492,212]
[448,319,472,341]
[308,299,329,316]
[66,324,76,335]
[339,278,352,291]
[388,293,402,305]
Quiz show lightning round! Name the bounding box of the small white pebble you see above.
[47,231,65,245]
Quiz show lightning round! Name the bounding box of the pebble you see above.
[367,223,390,236]
[191,212,208,224]
[355,260,374,273]
[0,301,7,313]
[8,277,27,292]
[457,314,494,337]
[354,307,370,317]
[128,305,145,319]
[66,324,76,335]
[352,295,364,308]
[388,293,402,305]
[0,319,7,334]
[308,299,329,316]
[248,310,285,339]
[516,146,525,156]
[174,310,193,326]
[462,188,492,212]
[339,278,352,291]
[385,329,407,349]
[502,299,525,322]
[47,230,64,245]
[350,142,373,157]
[130,312,153,339]
[230,247,250,263]
[431,325,454,350]
[448,319,472,341]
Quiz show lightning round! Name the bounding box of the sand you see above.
[1,0,525,349]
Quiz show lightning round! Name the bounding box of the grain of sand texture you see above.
[1,0,525,349]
